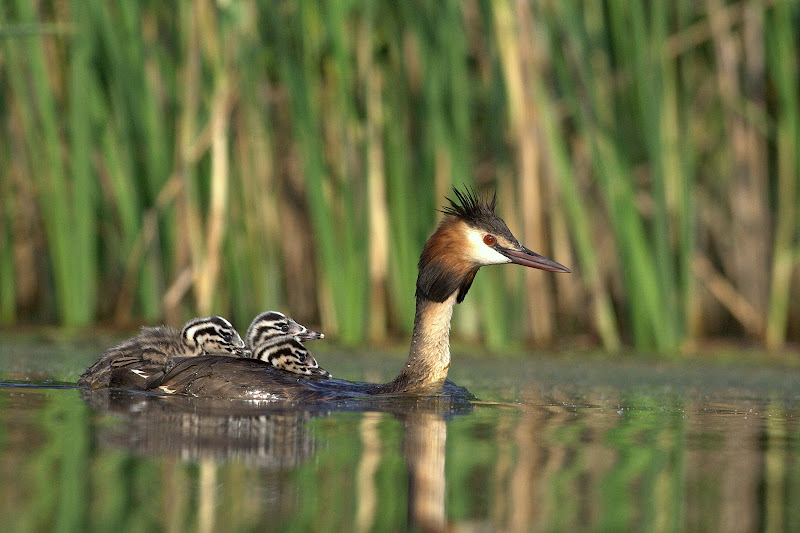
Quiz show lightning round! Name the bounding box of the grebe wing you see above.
[108,361,168,390]
[157,356,306,400]
[155,356,372,401]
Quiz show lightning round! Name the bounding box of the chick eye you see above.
[483,234,496,245]
[280,323,290,333]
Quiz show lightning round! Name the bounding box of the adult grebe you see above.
[78,316,247,389]
[244,311,331,377]
[151,188,570,401]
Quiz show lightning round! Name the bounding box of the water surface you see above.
[1,342,800,531]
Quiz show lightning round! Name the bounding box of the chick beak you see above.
[233,346,251,357]
[298,329,324,342]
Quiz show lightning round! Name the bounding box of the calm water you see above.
[2,342,800,532]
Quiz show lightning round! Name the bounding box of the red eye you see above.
[483,234,496,245]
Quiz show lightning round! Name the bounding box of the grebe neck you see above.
[382,292,458,393]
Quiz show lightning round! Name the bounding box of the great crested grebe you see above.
[244,311,331,377]
[148,188,570,401]
[77,316,247,389]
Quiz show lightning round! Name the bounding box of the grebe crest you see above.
[245,311,330,378]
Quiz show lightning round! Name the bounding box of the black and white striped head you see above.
[245,311,324,348]
[180,316,247,356]
[252,337,331,378]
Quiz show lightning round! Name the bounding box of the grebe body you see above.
[149,188,570,401]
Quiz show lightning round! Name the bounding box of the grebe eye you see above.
[483,234,496,245]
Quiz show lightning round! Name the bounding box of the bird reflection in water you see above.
[82,388,471,532]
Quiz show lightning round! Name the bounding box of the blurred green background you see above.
[1,0,798,353]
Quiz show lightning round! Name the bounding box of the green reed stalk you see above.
[68,0,98,323]
[87,3,162,321]
[132,1,175,311]
[0,198,14,323]
[0,47,12,324]
[384,104,420,332]
[4,1,95,326]
[326,3,370,343]
[0,17,31,328]
[606,2,677,350]
[612,1,680,342]
[671,0,698,344]
[317,4,369,344]
[222,228,245,325]
[547,1,679,350]
[97,99,161,321]
[766,1,799,348]
[91,2,170,204]
[532,79,621,350]
[378,15,411,331]
[176,0,205,319]
[382,6,437,334]
[226,97,283,324]
[267,3,368,343]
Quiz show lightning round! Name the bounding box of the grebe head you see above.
[251,337,331,378]
[417,187,571,303]
[180,316,248,356]
[245,311,330,378]
[245,311,324,348]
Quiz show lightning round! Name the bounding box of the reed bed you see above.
[0,0,798,352]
